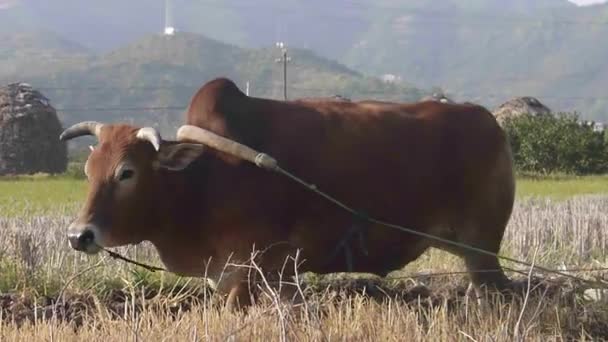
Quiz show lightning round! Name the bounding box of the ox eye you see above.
[119,169,135,181]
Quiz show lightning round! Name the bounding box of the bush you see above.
[503,112,608,175]
[64,162,86,179]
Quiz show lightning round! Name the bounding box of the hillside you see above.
[2,0,608,120]
[342,1,608,119]
[0,30,92,81]
[0,0,575,53]
[0,31,424,138]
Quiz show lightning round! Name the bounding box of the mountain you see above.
[2,0,608,120]
[0,30,91,80]
[0,0,575,54]
[0,31,424,140]
[342,1,608,119]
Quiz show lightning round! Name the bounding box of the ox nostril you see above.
[68,227,100,254]
[67,224,103,255]
[79,230,95,246]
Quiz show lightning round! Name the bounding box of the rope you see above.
[98,152,608,289]
[102,244,608,279]
[104,248,165,272]
[274,166,608,288]
[101,246,608,284]
[100,243,608,287]
[100,248,608,285]
[390,267,608,281]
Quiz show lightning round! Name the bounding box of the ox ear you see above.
[155,143,205,171]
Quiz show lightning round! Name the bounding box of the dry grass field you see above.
[1,176,608,340]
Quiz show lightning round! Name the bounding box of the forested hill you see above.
[0,31,425,136]
[2,0,608,120]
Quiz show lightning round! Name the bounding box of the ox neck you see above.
[146,155,245,274]
[149,153,234,246]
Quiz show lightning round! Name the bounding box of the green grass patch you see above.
[0,174,85,217]
[1,173,608,217]
[0,257,63,296]
[516,174,608,199]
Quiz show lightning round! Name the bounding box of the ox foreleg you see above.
[225,280,254,312]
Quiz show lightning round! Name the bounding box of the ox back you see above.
[181,78,515,283]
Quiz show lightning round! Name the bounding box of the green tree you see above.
[503,112,608,175]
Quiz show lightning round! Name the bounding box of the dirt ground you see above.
[1,275,604,334]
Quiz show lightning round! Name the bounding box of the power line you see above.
[55,105,187,112]
[42,87,608,106]
[38,89,608,103]
[31,84,608,101]
[38,85,198,91]
[49,97,608,115]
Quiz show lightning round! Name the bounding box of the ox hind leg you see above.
[432,217,510,293]
[438,162,515,295]
[430,214,511,313]
[460,141,515,294]
[456,220,512,312]
[456,220,511,292]
[450,198,514,294]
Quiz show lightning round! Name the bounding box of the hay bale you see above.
[0,83,67,175]
[493,96,551,125]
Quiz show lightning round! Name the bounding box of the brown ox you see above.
[61,77,515,310]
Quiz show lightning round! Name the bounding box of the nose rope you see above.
[98,160,608,288]
[101,240,290,274]
[100,123,608,289]
[103,247,166,272]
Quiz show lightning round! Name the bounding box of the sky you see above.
[569,0,607,4]
[2,0,608,8]
[0,0,18,10]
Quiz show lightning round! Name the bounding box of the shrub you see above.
[64,162,86,179]
[502,112,608,175]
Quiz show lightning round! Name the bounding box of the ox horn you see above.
[136,127,162,152]
[59,121,104,141]
[176,125,278,171]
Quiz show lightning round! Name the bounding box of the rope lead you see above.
[96,142,608,289]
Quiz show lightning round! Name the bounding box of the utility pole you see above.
[274,41,291,101]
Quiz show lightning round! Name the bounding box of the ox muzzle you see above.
[67,224,103,254]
